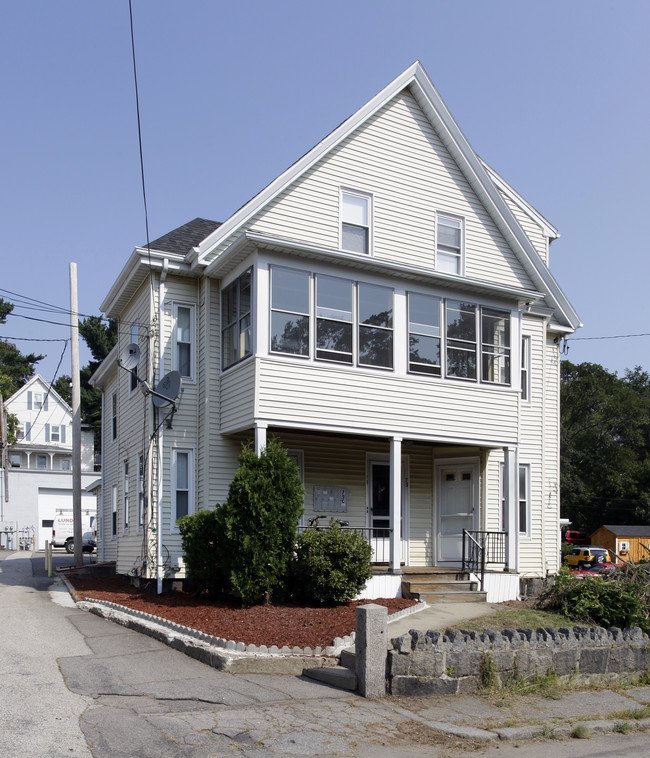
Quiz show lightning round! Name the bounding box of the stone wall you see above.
[388,625,650,696]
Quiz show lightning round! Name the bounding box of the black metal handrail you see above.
[462,530,506,591]
[298,523,393,563]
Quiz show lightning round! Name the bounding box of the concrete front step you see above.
[417,590,487,603]
[403,581,478,594]
[302,665,357,691]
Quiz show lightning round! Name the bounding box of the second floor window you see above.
[341,190,371,254]
[436,215,463,274]
[408,293,442,375]
[222,269,252,369]
[123,461,129,532]
[358,283,393,368]
[270,267,310,356]
[112,394,117,440]
[446,300,477,379]
[521,336,531,401]
[173,305,194,379]
[316,275,353,363]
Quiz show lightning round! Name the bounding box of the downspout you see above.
[99,389,105,563]
[156,259,169,594]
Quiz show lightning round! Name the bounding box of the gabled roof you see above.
[146,217,221,255]
[194,61,580,330]
[598,525,650,538]
[5,373,72,413]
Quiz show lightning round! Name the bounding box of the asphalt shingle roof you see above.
[600,525,650,537]
[145,218,221,256]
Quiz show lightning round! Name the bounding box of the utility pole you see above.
[70,263,82,567]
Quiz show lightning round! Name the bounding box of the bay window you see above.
[481,308,511,385]
[270,267,310,356]
[222,269,252,368]
[316,275,353,363]
[358,283,393,368]
[408,293,441,375]
[446,300,477,379]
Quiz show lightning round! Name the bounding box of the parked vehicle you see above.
[51,512,96,553]
[564,546,612,569]
[563,530,590,545]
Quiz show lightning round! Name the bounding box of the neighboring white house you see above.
[90,62,580,599]
[1,375,97,549]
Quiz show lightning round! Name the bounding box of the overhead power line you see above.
[568,333,650,342]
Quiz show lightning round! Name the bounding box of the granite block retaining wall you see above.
[388,625,650,696]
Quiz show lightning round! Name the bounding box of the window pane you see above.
[447,346,477,379]
[437,251,460,274]
[359,283,392,328]
[222,324,236,368]
[177,307,191,343]
[438,218,461,248]
[482,349,510,384]
[446,301,476,342]
[222,282,237,326]
[342,193,368,225]
[176,452,188,488]
[239,270,251,314]
[341,224,368,254]
[482,309,510,348]
[239,314,251,358]
[409,293,440,336]
[271,313,310,355]
[317,320,353,362]
[359,326,393,367]
[178,343,191,377]
[176,491,189,520]
[317,275,352,320]
[272,268,309,313]
[409,334,441,373]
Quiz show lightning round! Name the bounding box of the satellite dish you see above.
[152,371,182,407]
[119,343,140,371]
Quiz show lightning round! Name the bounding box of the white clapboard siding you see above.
[253,358,519,445]
[498,189,549,265]
[208,91,533,292]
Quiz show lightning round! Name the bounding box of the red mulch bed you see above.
[67,575,416,649]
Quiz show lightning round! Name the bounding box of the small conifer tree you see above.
[222,439,304,604]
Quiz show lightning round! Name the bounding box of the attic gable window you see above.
[436,215,463,274]
[341,190,371,254]
[222,268,252,369]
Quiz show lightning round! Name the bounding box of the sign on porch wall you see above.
[313,486,348,512]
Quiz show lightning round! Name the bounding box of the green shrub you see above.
[292,521,373,605]
[222,439,304,605]
[178,507,229,599]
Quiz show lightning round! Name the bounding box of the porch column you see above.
[389,436,402,572]
[503,446,519,572]
[254,424,267,456]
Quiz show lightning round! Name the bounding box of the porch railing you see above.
[298,524,392,564]
[462,530,507,591]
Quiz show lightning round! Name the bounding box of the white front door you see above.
[436,462,478,564]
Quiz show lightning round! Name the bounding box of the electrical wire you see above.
[568,333,650,341]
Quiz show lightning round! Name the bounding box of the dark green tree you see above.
[221,439,304,604]
[561,361,650,533]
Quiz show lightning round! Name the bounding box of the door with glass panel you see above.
[369,461,407,564]
[436,462,478,563]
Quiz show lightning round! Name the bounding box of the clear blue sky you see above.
[1,1,648,384]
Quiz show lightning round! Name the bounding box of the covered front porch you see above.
[246,424,521,601]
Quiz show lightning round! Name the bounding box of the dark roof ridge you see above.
[145,218,221,256]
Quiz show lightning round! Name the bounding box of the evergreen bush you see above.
[293,521,373,605]
[221,439,304,605]
[178,506,229,599]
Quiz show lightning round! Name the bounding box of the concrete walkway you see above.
[4,550,650,757]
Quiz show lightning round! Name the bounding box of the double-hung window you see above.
[436,215,463,274]
[137,454,145,529]
[222,269,252,368]
[173,305,194,379]
[521,336,531,401]
[481,309,511,385]
[123,461,129,532]
[316,275,353,363]
[341,190,371,254]
[111,485,117,537]
[111,394,117,440]
[408,293,442,375]
[130,322,139,391]
[500,463,530,536]
[358,283,393,368]
[445,300,477,379]
[172,449,193,527]
[270,267,310,356]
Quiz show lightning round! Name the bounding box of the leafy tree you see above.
[561,361,650,533]
[221,439,304,605]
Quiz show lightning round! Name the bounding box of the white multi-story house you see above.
[2,374,97,549]
[90,63,580,600]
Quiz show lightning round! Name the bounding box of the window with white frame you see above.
[34,392,43,409]
[111,485,117,537]
[446,300,477,379]
[408,292,442,375]
[500,463,530,536]
[222,269,252,369]
[341,190,371,254]
[270,267,310,357]
[358,283,393,368]
[123,461,129,531]
[173,305,194,379]
[436,215,463,274]
[521,336,531,402]
[137,454,145,529]
[61,458,71,471]
[36,454,47,469]
[316,274,353,363]
[172,449,193,527]
[50,425,60,443]
[481,308,511,385]
[111,394,117,440]
[10,453,21,468]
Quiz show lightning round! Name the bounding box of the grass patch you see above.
[571,724,590,739]
[610,706,650,720]
[460,606,573,633]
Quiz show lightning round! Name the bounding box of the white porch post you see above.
[254,424,267,456]
[503,446,519,572]
[389,436,402,572]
